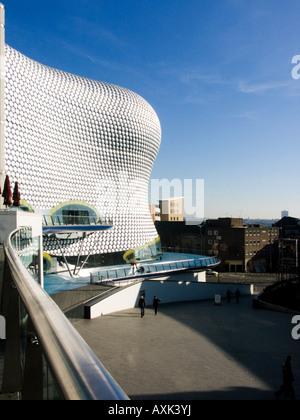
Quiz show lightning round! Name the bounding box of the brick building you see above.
[156,217,282,273]
[202,218,279,272]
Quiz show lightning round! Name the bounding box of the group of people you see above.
[138,295,161,318]
[226,288,241,304]
[139,289,242,316]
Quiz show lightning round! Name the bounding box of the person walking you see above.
[275,355,296,400]
[138,295,146,318]
[152,296,161,315]
[226,289,231,303]
[235,288,241,304]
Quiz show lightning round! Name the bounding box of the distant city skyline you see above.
[4,0,300,219]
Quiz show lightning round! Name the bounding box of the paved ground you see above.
[1,276,299,400]
[68,294,300,400]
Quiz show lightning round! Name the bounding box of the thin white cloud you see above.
[69,17,126,48]
[238,80,291,93]
[154,63,228,87]
[179,71,228,86]
[60,41,140,76]
[286,80,300,97]
[228,110,257,120]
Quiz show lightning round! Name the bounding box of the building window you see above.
[62,209,90,225]
[49,200,100,225]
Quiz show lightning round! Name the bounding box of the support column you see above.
[0,3,5,205]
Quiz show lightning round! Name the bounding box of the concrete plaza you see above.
[67,295,299,400]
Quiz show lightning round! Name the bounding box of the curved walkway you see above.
[68,295,299,400]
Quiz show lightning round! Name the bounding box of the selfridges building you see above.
[4,44,162,264]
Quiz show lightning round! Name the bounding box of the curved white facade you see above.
[4,45,161,257]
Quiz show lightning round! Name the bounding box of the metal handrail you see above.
[43,214,113,226]
[92,255,220,283]
[5,228,129,400]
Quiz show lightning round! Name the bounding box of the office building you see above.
[203,218,279,272]
[159,197,184,222]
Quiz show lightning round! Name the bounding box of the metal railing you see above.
[42,214,112,226]
[91,255,220,284]
[2,227,128,400]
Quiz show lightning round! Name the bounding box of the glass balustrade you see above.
[2,226,128,400]
[10,227,40,281]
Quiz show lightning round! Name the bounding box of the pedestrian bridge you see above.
[90,253,220,285]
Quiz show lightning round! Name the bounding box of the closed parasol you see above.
[13,181,21,207]
[2,175,12,207]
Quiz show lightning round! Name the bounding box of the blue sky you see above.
[3,0,300,219]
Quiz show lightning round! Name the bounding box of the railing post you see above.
[1,263,22,394]
[22,318,43,400]
[38,234,44,288]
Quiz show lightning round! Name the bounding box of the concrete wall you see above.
[0,210,44,286]
[0,210,42,244]
[88,272,253,318]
